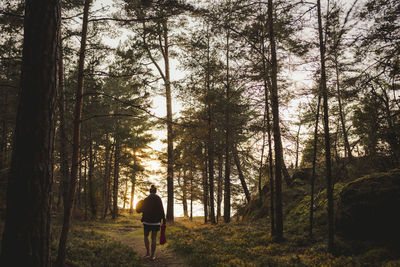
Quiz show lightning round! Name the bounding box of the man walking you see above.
[139,185,166,260]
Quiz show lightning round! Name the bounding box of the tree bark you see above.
[162,20,175,222]
[57,31,69,212]
[224,24,231,224]
[217,151,223,222]
[317,0,334,252]
[129,170,136,214]
[206,23,216,224]
[309,95,321,239]
[190,169,193,221]
[112,136,120,219]
[232,146,250,202]
[268,0,284,240]
[202,152,209,223]
[83,152,88,220]
[182,170,189,217]
[122,178,128,210]
[56,0,91,264]
[141,17,174,221]
[103,140,112,218]
[0,0,60,265]
[88,139,96,218]
[261,33,276,236]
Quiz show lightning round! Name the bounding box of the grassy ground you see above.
[166,217,400,267]
[51,215,144,267]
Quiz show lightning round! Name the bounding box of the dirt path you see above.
[102,223,188,267]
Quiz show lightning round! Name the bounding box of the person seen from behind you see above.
[138,185,165,260]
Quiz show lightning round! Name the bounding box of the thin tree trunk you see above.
[0,0,60,265]
[258,103,267,203]
[317,0,334,252]
[113,136,120,219]
[295,122,301,169]
[142,18,174,221]
[57,31,69,212]
[83,153,88,220]
[232,146,250,202]
[261,33,276,236]
[56,0,91,264]
[123,178,128,210]
[129,170,136,214]
[309,95,321,239]
[162,20,175,222]
[182,170,189,217]
[206,23,216,224]
[334,53,352,159]
[103,140,111,218]
[203,151,209,223]
[217,152,223,222]
[190,169,193,221]
[224,22,231,224]
[0,91,6,172]
[88,139,96,218]
[268,0,284,240]
[77,153,82,208]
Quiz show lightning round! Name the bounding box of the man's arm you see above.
[159,197,166,224]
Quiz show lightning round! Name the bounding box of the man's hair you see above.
[150,184,157,193]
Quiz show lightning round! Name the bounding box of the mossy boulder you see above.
[335,169,400,242]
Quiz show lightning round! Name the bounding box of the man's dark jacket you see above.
[141,193,165,224]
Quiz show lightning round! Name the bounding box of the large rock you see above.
[335,169,400,242]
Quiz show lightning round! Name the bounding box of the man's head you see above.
[150,184,157,194]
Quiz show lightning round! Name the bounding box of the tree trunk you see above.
[217,151,223,222]
[0,91,6,172]
[268,0,284,240]
[309,95,321,239]
[56,0,91,264]
[57,31,69,212]
[224,24,231,224]
[162,20,175,222]
[83,152,88,220]
[182,170,189,217]
[295,122,301,169]
[88,139,96,218]
[142,18,174,221]
[129,171,136,214]
[190,169,193,221]
[317,0,334,252]
[206,24,216,224]
[261,34,276,236]
[202,152,209,223]
[232,146,250,202]
[123,178,128,210]
[0,0,60,265]
[113,136,120,219]
[334,52,352,159]
[103,141,112,218]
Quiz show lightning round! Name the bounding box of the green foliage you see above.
[51,227,143,267]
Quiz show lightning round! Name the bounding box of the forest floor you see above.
[90,213,188,267]
[72,212,400,266]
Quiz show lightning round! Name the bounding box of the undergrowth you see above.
[51,222,143,267]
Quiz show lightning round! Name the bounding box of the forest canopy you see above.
[0,0,399,266]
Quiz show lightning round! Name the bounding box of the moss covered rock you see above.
[335,169,400,242]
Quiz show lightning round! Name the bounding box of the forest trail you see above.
[95,215,188,267]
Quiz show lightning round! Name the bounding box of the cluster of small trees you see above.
[0,0,399,265]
